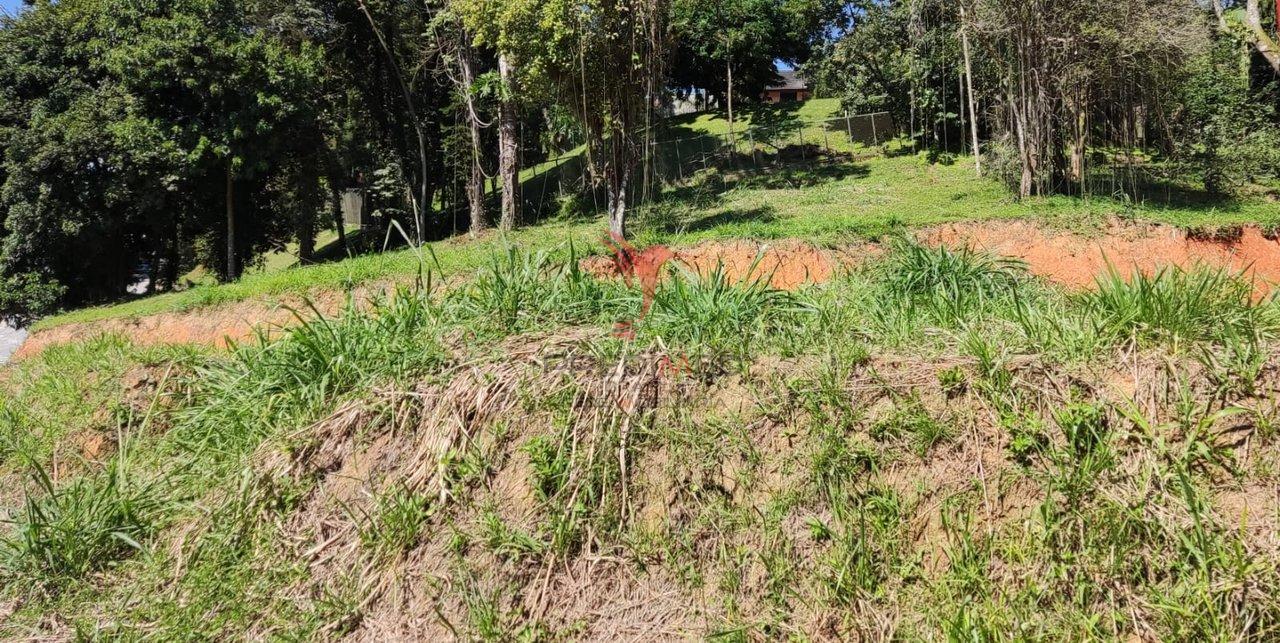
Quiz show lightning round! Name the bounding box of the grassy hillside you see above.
[33,98,1280,331]
[4,100,1280,633]
[3,243,1280,638]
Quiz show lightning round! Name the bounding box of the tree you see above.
[456,32,488,237]
[0,0,185,317]
[672,0,844,113]
[453,0,528,231]
[673,0,775,134]
[968,0,1204,197]
[354,0,435,243]
[508,0,672,238]
[805,1,933,134]
[96,0,326,281]
[0,0,333,319]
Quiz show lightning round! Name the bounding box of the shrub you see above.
[879,241,1027,325]
[1083,266,1275,348]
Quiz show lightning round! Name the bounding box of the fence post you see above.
[871,114,879,146]
[674,137,684,182]
[845,110,854,145]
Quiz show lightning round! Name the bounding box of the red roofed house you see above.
[761,71,811,104]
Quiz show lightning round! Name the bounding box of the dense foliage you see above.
[807,0,1280,196]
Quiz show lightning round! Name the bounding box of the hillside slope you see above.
[2,242,1280,639]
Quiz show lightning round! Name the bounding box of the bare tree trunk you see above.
[608,172,628,239]
[960,4,981,175]
[726,57,735,148]
[459,42,487,237]
[1071,98,1087,194]
[147,251,160,296]
[498,55,520,231]
[1246,0,1280,74]
[330,187,348,253]
[298,213,315,265]
[1134,104,1146,148]
[225,161,238,281]
[356,0,428,243]
[164,223,180,292]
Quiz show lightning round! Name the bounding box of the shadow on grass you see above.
[682,206,780,233]
[636,148,870,236]
[1082,168,1253,214]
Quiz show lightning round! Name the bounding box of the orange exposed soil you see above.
[12,281,401,361]
[15,219,1280,361]
[921,219,1280,296]
[582,238,870,290]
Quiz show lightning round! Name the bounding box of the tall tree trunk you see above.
[460,42,486,237]
[356,0,428,243]
[499,55,520,231]
[726,57,735,148]
[330,187,348,253]
[608,171,628,240]
[147,250,160,296]
[1246,0,1280,74]
[959,4,981,175]
[1071,99,1087,193]
[164,222,180,292]
[226,161,238,281]
[298,213,315,265]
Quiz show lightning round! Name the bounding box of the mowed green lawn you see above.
[34,99,1280,330]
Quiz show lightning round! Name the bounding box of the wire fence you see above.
[512,110,897,220]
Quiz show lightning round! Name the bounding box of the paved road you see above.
[0,322,28,365]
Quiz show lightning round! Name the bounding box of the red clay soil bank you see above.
[581,239,866,290]
[11,283,391,361]
[921,219,1280,296]
[16,221,1280,361]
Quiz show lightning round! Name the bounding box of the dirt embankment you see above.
[12,281,403,361]
[585,220,1280,296]
[15,219,1280,361]
[580,238,872,290]
[921,219,1280,295]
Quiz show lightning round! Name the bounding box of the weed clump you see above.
[1084,266,1276,349]
[646,262,815,360]
[878,240,1027,325]
[454,245,627,335]
[1,458,162,587]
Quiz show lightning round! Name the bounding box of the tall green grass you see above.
[1084,266,1278,349]
[878,241,1028,326]
[1,454,163,587]
[645,262,815,360]
[173,288,446,466]
[452,244,629,335]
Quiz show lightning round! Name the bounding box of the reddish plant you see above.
[657,352,692,377]
[602,231,677,338]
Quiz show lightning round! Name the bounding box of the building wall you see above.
[762,89,812,104]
